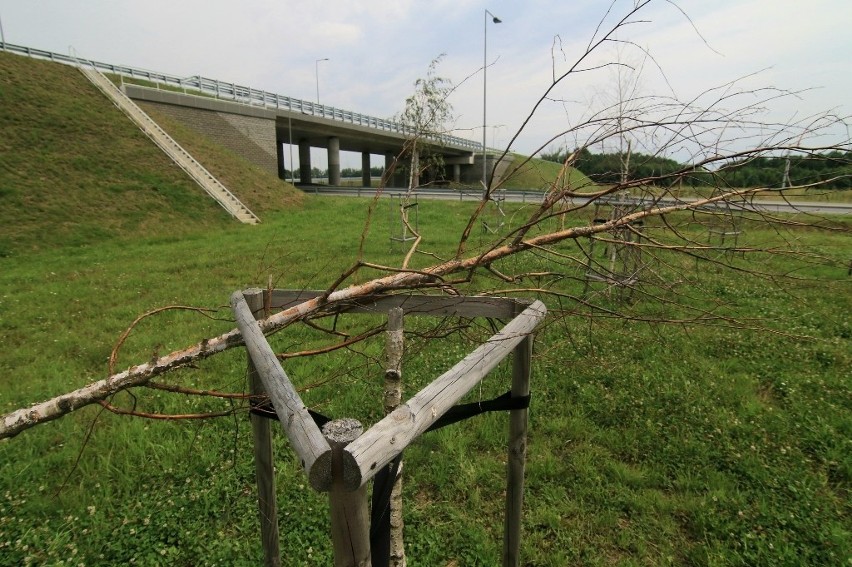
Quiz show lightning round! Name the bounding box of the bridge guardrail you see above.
[3,43,483,152]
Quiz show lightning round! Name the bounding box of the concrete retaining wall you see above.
[134,96,278,176]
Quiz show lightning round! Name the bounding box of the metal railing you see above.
[3,43,483,152]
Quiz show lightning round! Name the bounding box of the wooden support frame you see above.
[232,289,547,567]
[583,216,646,298]
[390,194,419,244]
[244,290,282,567]
[267,289,523,319]
[504,302,533,566]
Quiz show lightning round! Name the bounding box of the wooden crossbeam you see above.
[268,289,525,319]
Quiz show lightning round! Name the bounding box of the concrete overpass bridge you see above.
[125,83,485,187]
[2,44,496,188]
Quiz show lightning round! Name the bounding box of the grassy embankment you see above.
[1,51,850,566]
[0,51,301,258]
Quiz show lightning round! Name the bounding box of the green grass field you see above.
[1,196,849,566]
[1,50,850,566]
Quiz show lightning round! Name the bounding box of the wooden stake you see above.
[245,289,281,567]
[324,418,371,567]
[503,329,532,567]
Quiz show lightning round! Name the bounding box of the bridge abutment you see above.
[128,86,278,176]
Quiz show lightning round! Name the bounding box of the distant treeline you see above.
[542,148,852,189]
[341,166,386,178]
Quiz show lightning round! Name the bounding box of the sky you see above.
[1,0,849,169]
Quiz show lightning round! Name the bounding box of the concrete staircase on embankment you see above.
[78,65,260,225]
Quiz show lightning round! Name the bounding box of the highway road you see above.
[301,186,852,216]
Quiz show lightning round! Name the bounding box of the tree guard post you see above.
[324,418,371,567]
[245,288,281,567]
[232,291,546,564]
[504,317,533,566]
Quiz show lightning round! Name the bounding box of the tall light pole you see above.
[315,57,329,105]
[483,9,501,198]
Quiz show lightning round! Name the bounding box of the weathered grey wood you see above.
[269,290,524,319]
[344,300,547,489]
[324,419,371,567]
[230,290,333,491]
[384,308,406,567]
[245,290,282,567]
[503,332,532,567]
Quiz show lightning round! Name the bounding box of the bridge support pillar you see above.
[328,137,341,186]
[361,152,371,188]
[299,139,311,184]
[276,140,287,180]
[453,163,461,183]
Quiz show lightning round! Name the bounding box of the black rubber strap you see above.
[250,391,531,431]
[248,397,276,419]
[248,398,331,428]
[426,390,531,432]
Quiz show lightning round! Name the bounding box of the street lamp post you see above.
[315,57,329,105]
[483,9,502,198]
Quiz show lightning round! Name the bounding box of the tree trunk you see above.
[385,308,406,567]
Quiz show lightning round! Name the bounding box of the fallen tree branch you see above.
[109,305,221,375]
[0,187,830,440]
[0,188,782,440]
[96,399,236,421]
